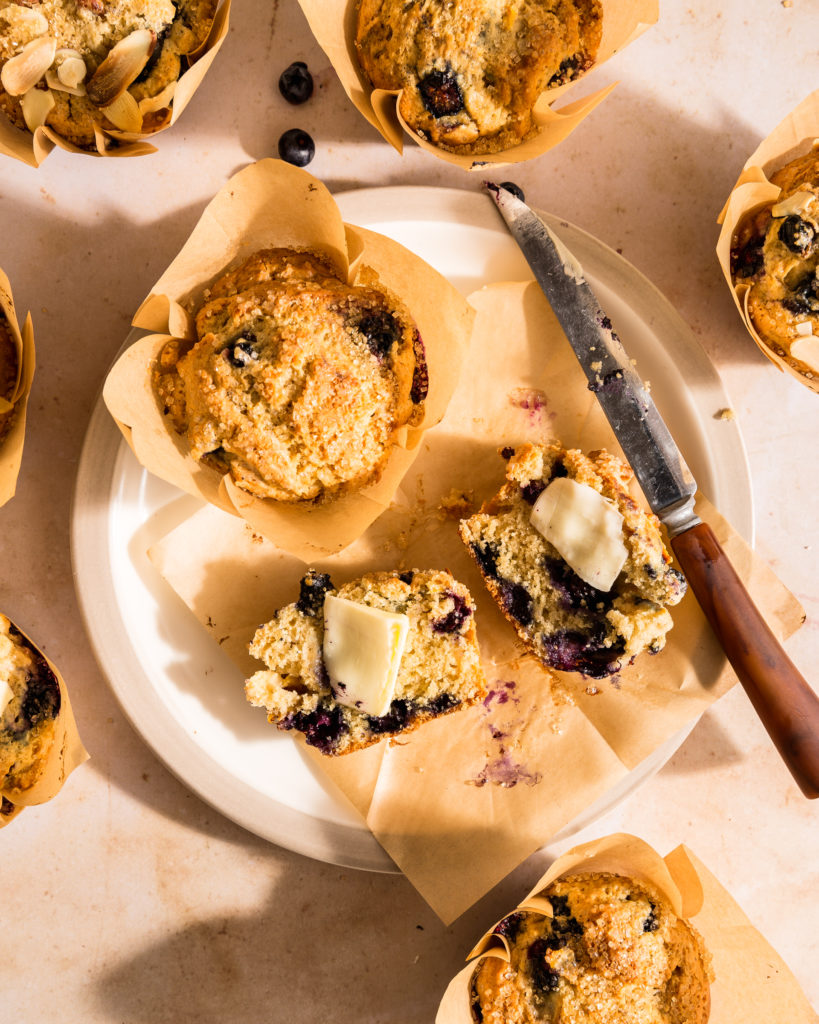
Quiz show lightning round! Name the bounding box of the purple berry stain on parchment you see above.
[508,387,555,428]
[467,680,543,789]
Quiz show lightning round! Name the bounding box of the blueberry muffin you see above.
[154,248,428,503]
[0,309,17,445]
[355,0,603,154]
[459,444,687,679]
[246,568,486,755]
[472,872,713,1024]
[730,146,819,380]
[1,614,62,801]
[0,0,217,148]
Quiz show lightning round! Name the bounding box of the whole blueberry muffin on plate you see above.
[472,872,713,1024]
[0,0,216,147]
[730,146,819,380]
[459,443,686,679]
[154,247,428,503]
[0,308,17,444]
[1,613,62,801]
[245,568,486,755]
[355,0,602,154]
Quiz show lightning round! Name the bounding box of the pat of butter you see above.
[530,477,628,592]
[323,596,409,717]
[791,333,819,373]
[772,190,817,219]
[0,678,13,717]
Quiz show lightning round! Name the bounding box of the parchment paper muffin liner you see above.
[436,833,819,1024]
[103,159,474,558]
[147,276,802,922]
[296,0,658,169]
[1,617,88,829]
[717,88,819,394]
[0,1,231,167]
[0,268,34,508]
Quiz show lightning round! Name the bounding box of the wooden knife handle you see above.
[672,521,819,798]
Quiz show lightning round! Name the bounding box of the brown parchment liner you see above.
[296,0,657,170]
[146,276,803,922]
[0,268,35,508]
[103,159,474,558]
[716,89,819,394]
[1,617,88,829]
[0,1,231,166]
[436,833,819,1024]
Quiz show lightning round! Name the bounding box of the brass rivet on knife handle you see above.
[672,522,819,798]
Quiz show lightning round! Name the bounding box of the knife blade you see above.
[487,182,819,798]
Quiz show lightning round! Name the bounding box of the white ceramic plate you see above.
[71,187,753,873]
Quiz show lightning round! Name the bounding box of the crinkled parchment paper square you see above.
[146,276,802,921]
[296,0,657,169]
[717,88,819,393]
[103,159,475,558]
[437,833,819,1023]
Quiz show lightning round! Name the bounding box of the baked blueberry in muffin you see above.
[459,443,686,679]
[471,872,713,1024]
[0,0,217,148]
[355,0,602,154]
[1,614,62,797]
[245,568,486,755]
[730,146,819,380]
[153,247,428,503]
[0,308,17,445]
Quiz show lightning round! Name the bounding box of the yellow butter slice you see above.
[323,595,409,717]
[530,477,628,592]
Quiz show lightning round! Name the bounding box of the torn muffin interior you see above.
[1,613,62,795]
[152,247,428,504]
[245,568,486,755]
[471,872,713,1024]
[459,443,686,679]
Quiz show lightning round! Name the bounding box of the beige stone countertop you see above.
[2,1,818,1020]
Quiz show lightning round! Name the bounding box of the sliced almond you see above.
[20,86,55,132]
[1,35,56,97]
[100,89,143,133]
[86,29,154,108]
[138,81,176,115]
[0,7,49,38]
[45,68,86,96]
[57,55,87,89]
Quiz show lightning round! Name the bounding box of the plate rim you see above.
[70,184,754,875]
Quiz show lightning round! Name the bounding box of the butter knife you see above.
[487,182,819,798]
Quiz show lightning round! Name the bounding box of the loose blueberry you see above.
[418,69,464,117]
[499,581,534,626]
[432,591,472,634]
[500,446,515,460]
[357,310,400,358]
[279,61,314,105]
[499,181,525,203]
[225,335,259,368]
[778,215,815,255]
[278,128,315,167]
[296,570,333,617]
